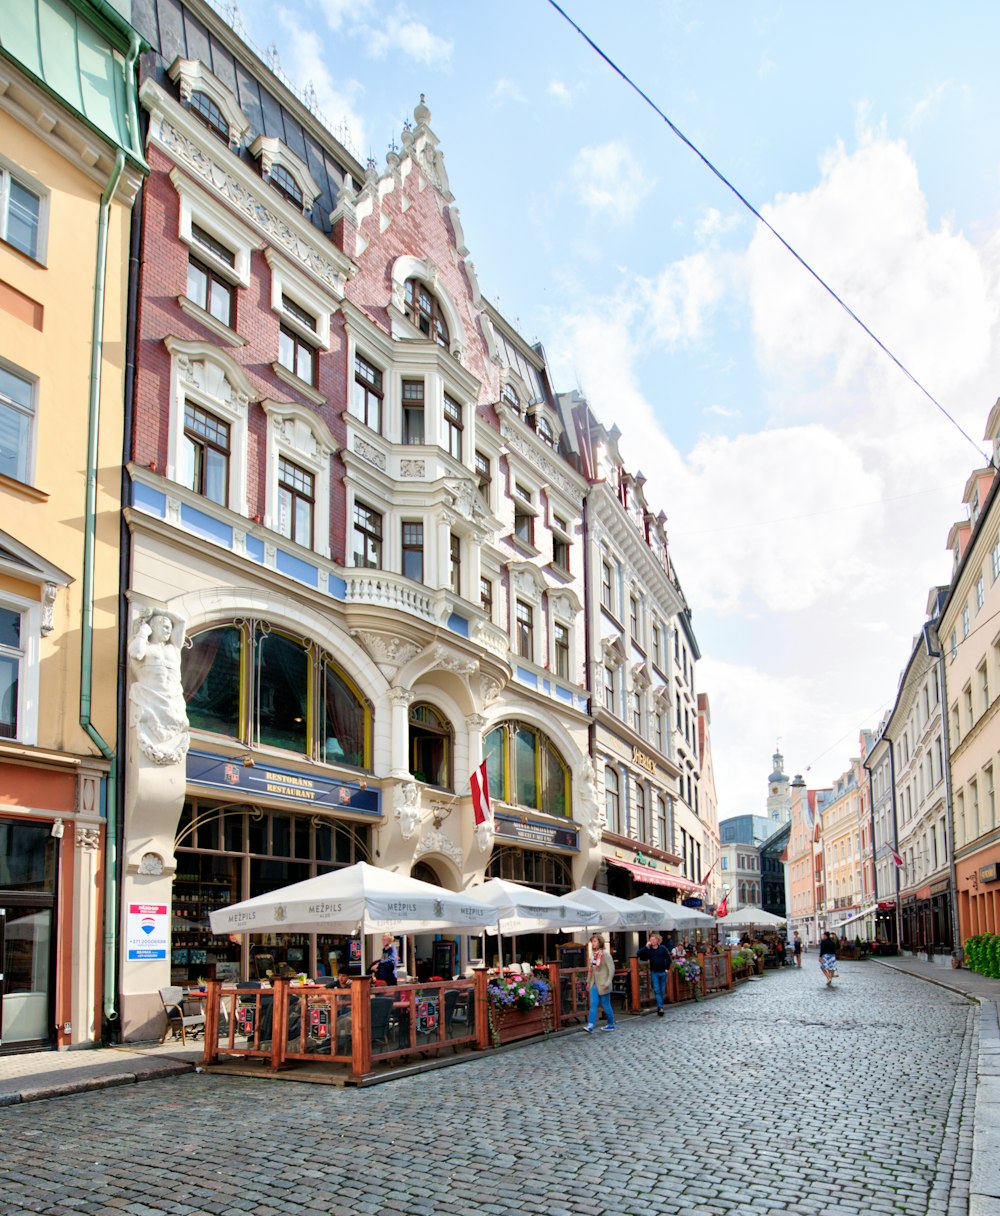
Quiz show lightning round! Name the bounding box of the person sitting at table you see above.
[670,939,687,962]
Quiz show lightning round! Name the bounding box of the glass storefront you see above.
[172,800,370,984]
[0,820,57,1050]
[484,846,573,967]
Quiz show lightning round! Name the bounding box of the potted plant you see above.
[486,974,552,1046]
[672,957,702,1000]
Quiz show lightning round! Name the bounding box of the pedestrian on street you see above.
[637,932,670,1017]
[584,933,616,1033]
[819,931,838,987]
[793,931,803,968]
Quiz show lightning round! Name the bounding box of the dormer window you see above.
[269,163,304,210]
[404,278,449,347]
[189,90,229,144]
[502,383,521,413]
[536,415,556,448]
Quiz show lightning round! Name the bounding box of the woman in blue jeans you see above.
[584,933,616,1032]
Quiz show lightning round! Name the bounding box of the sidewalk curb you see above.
[0,1059,193,1107]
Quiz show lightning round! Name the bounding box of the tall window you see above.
[475,450,491,506]
[353,502,382,568]
[634,783,646,840]
[514,484,534,545]
[404,278,449,347]
[605,766,620,834]
[480,576,493,621]
[601,561,612,610]
[402,521,424,583]
[515,600,533,659]
[554,622,569,680]
[0,167,42,260]
[536,414,556,449]
[279,323,316,386]
[631,689,642,733]
[450,532,461,595]
[653,711,663,754]
[0,605,23,738]
[352,355,383,432]
[656,796,668,851]
[269,163,303,210]
[409,703,452,788]
[182,403,230,505]
[630,595,639,639]
[443,394,463,460]
[552,516,570,573]
[0,365,35,484]
[402,380,425,444]
[277,457,314,548]
[977,575,986,612]
[485,721,569,817]
[187,225,235,326]
[189,90,229,143]
[603,665,615,711]
[962,605,970,638]
[992,537,1000,583]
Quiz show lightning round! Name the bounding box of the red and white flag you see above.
[716,894,729,919]
[889,847,903,867]
[470,759,492,826]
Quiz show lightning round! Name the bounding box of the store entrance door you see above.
[0,820,57,1053]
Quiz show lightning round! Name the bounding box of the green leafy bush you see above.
[965,933,1000,978]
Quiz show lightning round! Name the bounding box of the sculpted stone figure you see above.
[579,756,605,846]
[394,781,420,839]
[128,610,190,766]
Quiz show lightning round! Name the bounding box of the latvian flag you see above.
[889,847,903,867]
[716,894,729,919]
[470,759,492,826]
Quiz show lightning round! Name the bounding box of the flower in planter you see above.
[673,959,702,986]
[487,975,551,1012]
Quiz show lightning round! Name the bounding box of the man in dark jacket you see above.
[637,932,671,1016]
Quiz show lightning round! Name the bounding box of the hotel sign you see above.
[493,813,579,853]
[632,747,656,774]
[186,750,381,816]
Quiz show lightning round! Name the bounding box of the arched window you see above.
[605,766,620,834]
[484,722,570,818]
[189,90,229,144]
[269,163,303,210]
[404,278,449,347]
[409,703,453,789]
[182,622,371,767]
[536,415,556,449]
[486,848,571,894]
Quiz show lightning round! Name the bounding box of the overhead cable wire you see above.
[545,0,995,471]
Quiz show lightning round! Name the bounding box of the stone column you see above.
[388,686,414,778]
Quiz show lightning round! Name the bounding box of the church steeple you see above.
[767,744,791,824]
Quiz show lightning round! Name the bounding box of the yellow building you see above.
[0,0,145,1052]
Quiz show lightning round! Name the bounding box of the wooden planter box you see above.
[491,1000,552,1045]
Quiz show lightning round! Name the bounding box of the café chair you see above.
[158,986,206,1045]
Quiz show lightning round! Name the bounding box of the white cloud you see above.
[704,403,741,419]
[276,10,367,152]
[365,12,452,64]
[694,207,743,240]
[571,141,653,222]
[548,80,572,105]
[490,78,527,107]
[322,0,374,32]
[634,251,728,346]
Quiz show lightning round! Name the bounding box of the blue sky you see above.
[227,0,1000,815]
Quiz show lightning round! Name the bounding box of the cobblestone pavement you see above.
[0,962,977,1216]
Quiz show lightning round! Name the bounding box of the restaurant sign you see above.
[186,750,381,816]
[632,747,656,774]
[493,813,579,853]
[980,863,998,884]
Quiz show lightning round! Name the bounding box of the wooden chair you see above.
[158,986,206,1045]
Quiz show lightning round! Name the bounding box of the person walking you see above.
[637,932,670,1017]
[793,931,803,968]
[584,933,616,1033]
[819,931,838,987]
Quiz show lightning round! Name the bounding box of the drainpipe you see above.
[81,23,141,1027]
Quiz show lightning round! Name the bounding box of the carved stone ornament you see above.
[429,644,478,678]
[388,686,416,709]
[400,459,426,479]
[578,755,605,847]
[76,826,101,851]
[41,582,57,636]
[475,818,495,854]
[394,781,421,840]
[138,851,165,875]
[128,609,190,766]
[353,631,420,676]
[353,435,386,470]
[414,826,463,865]
[447,479,477,522]
[479,675,502,705]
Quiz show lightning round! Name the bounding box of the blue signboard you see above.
[186,750,381,816]
[493,813,579,853]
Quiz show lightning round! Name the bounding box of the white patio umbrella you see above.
[719,905,787,929]
[471,878,595,972]
[631,893,714,931]
[560,888,659,931]
[208,860,497,969]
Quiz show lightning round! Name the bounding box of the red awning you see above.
[607,857,704,892]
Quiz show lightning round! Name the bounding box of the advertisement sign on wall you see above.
[126,903,169,961]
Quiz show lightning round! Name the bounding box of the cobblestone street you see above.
[0,963,977,1216]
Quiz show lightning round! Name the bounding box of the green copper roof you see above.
[1,0,144,157]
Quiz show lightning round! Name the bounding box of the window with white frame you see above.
[187,224,237,328]
[977,575,986,612]
[443,393,463,460]
[513,483,535,546]
[0,163,44,262]
[554,622,569,680]
[605,765,621,834]
[480,576,493,621]
[262,399,334,557]
[182,402,230,505]
[992,537,1000,582]
[552,515,571,573]
[0,363,36,485]
[630,688,641,732]
[656,795,668,850]
[402,521,424,583]
[475,450,492,508]
[265,249,331,396]
[402,380,425,444]
[353,501,382,569]
[634,782,646,840]
[601,561,613,611]
[652,622,661,669]
[276,456,314,547]
[351,354,383,433]
[963,605,970,638]
[515,600,533,659]
[0,603,23,738]
[603,664,615,712]
[450,532,461,596]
